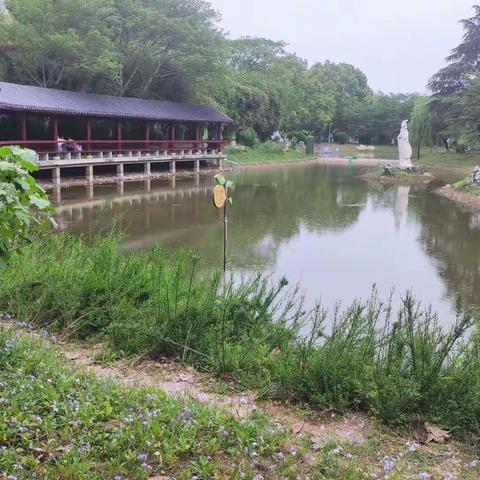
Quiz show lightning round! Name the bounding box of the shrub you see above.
[0,146,55,265]
[237,127,259,147]
[456,142,467,154]
[334,131,348,145]
[1,234,480,433]
[287,130,311,144]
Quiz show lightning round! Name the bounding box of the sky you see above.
[209,0,476,94]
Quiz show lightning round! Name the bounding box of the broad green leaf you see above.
[215,173,226,186]
[226,180,235,189]
[29,195,52,210]
[228,197,233,205]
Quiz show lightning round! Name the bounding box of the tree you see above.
[429,5,480,95]
[309,61,372,134]
[349,94,417,144]
[0,0,226,102]
[0,0,118,90]
[0,146,55,266]
[410,97,434,159]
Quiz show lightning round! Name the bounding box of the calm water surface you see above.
[53,165,480,323]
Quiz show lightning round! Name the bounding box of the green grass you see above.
[1,233,480,436]
[450,178,480,196]
[339,144,480,171]
[224,143,307,164]
[0,326,304,479]
[2,327,479,479]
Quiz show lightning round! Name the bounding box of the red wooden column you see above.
[117,119,122,153]
[21,113,27,143]
[145,120,150,151]
[195,125,200,151]
[53,116,59,152]
[86,119,92,153]
[170,124,176,153]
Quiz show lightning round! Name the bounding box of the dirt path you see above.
[60,342,371,449]
[58,342,480,478]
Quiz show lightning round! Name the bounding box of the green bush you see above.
[237,127,259,147]
[0,146,55,266]
[1,234,480,433]
[456,142,467,153]
[334,131,348,145]
[287,130,311,144]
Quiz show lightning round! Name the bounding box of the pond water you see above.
[53,164,480,324]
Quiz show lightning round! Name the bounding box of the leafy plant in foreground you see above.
[0,146,55,266]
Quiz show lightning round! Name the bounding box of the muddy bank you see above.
[362,171,435,185]
[436,185,480,211]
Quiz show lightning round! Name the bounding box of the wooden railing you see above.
[0,139,228,156]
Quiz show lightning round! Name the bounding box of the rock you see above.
[292,421,305,434]
[422,172,432,177]
[413,420,451,444]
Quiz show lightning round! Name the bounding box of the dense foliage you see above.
[0,0,415,143]
[0,146,54,266]
[425,4,480,145]
[1,233,479,433]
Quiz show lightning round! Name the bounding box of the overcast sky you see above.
[210,0,476,93]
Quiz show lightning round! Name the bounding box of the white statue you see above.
[271,131,283,142]
[398,120,413,169]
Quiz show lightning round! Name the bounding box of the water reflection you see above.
[53,165,480,322]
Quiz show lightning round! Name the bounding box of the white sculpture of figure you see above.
[398,120,413,169]
[271,131,283,142]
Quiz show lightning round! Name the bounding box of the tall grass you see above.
[1,233,479,433]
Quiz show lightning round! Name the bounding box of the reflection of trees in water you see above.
[55,167,480,306]
[57,166,368,269]
[409,190,480,306]
[225,166,368,267]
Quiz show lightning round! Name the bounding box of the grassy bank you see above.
[3,327,479,480]
[339,144,480,171]
[224,143,307,164]
[0,326,300,479]
[1,233,480,435]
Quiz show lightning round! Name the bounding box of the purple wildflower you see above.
[380,456,396,472]
[468,460,478,468]
[78,443,91,454]
[443,474,455,480]
[406,440,419,452]
[418,473,432,479]
[138,453,147,462]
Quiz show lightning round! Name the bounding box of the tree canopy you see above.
[0,0,416,143]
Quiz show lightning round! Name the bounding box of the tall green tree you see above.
[410,96,434,159]
[309,61,372,134]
